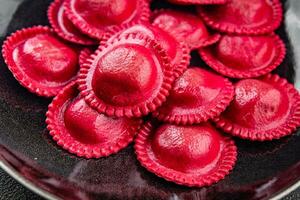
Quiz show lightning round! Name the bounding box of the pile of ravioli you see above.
[2,0,300,187]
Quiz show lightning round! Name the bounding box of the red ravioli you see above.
[102,23,190,79]
[46,82,142,158]
[214,74,300,141]
[135,121,237,187]
[168,0,228,5]
[2,26,79,97]
[198,0,283,35]
[152,10,220,50]
[48,0,97,45]
[78,33,174,117]
[153,67,234,125]
[199,34,286,78]
[64,0,150,39]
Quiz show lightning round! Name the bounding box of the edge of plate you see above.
[0,159,60,200]
[271,180,300,200]
[0,155,300,200]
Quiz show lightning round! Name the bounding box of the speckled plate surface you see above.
[0,0,300,199]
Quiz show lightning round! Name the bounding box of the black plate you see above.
[0,0,300,199]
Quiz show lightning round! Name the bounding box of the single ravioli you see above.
[135,121,237,187]
[2,26,79,97]
[198,0,283,35]
[64,0,150,39]
[199,34,286,78]
[78,33,175,117]
[214,74,300,141]
[153,67,234,125]
[46,82,142,158]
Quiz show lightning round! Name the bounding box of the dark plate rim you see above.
[0,160,57,200]
[0,143,300,200]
